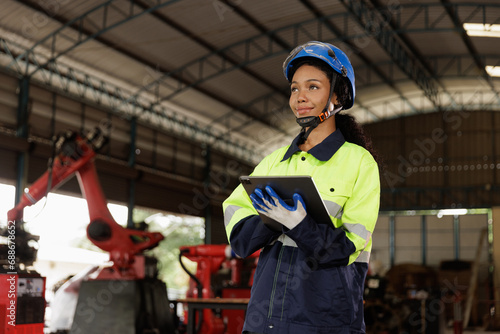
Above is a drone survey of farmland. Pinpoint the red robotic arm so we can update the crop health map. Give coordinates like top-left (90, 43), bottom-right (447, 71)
top-left (7, 127), bottom-right (163, 278)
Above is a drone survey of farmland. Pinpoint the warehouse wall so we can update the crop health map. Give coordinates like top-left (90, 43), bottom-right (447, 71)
top-left (372, 212), bottom-right (489, 270)
top-left (366, 110), bottom-right (500, 210)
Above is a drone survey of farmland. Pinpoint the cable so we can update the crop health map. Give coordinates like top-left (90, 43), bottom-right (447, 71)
top-left (23, 134), bottom-right (58, 224)
top-left (179, 250), bottom-right (204, 334)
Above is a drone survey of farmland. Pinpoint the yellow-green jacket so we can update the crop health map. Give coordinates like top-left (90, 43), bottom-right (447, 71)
top-left (223, 130), bottom-right (380, 333)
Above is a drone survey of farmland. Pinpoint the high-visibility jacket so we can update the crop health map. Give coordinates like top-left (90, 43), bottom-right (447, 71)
top-left (223, 130), bottom-right (380, 334)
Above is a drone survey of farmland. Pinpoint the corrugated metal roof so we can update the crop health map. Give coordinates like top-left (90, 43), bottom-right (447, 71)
top-left (0, 0), bottom-right (499, 161)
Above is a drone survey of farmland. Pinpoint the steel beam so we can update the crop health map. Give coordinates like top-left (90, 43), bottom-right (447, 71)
top-left (131, 3), bottom-right (500, 112)
top-left (127, 117), bottom-right (137, 228)
top-left (1, 37), bottom-right (263, 164)
top-left (125, 10), bottom-right (366, 105)
top-left (381, 185), bottom-right (500, 211)
top-left (421, 215), bottom-right (427, 265)
top-left (489, 207), bottom-right (500, 329)
top-left (18, 0), bottom-right (288, 133)
top-left (203, 144), bottom-right (212, 244)
top-left (8, 3), bottom-right (500, 115)
top-left (440, 0), bottom-right (500, 105)
top-left (453, 214), bottom-right (460, 260)
top-left (389, 214), bottom-right (395, 267)
top-left (3, 2), bottom-right (500, 163)
top-left (340, 0), bottom-right (439, 108)
top-left (299, 0), bottom-right (417, 115)
top-left (12, 0), bottom-right (182, 77)
top-left (15, 77), bottom-right (30, 204)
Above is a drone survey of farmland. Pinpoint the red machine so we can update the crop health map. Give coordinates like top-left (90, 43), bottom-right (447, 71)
top-left (1, 127), bottom-right (173, 333)
top-left (0, 273), bottom-right (46, 333)
top-left (179, 244), bottom-right (259, 334)
top-left (1, 209), bottom-right (46, 333)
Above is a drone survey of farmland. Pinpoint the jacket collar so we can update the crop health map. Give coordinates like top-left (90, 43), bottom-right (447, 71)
top-left (281, 129), bottom-right (346, 162)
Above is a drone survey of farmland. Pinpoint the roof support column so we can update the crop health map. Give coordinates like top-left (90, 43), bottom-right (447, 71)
top-left (421, 215), bottom-right (427, 266)
top-left (15, 77), bottom-right (30, 205)
top-left (127, 117), bottom-right (137, 228)
top-left (202, 145), bottom-right (212, 244)
top-left (491, 207), bottom-right (500, 329)
top-left (389, 213), bottom-right (395, 267)
top-left (453, 214), bottom-right (460, 260)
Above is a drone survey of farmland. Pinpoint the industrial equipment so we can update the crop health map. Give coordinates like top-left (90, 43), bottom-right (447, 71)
top-left (0, 212), bottom-right (45, 334)
top-left (179, 244), bottom-right (259, 334)
top-left (0, 127), bottom-right (174, 333)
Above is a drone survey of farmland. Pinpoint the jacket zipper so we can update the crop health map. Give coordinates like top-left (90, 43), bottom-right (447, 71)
top-left (267, 244), bottom-right (285, 319)
top-left (280, 247), bottom-right (295, 320)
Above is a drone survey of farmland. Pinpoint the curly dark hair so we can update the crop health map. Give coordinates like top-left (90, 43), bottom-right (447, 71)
top-left (288, 57), bottom-right (382, 166)
top-left (335, 113), bottom-right (383, 167)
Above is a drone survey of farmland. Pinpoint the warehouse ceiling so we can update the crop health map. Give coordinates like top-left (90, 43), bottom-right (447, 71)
top-left (0, 0), bottom-right (499, 165)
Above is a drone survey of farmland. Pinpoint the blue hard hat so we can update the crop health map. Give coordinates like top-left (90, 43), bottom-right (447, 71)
top-left (283, 41), bottom-right (355, 109)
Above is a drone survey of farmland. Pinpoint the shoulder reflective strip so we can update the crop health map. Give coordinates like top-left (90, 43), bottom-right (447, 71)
top-left (343, 222), bottom-right (371, 241)
top-left (354, 250), bottom-right (370, 263)
top-left (278, 234), bottom-right (298, 247)
top-left (224, 205), bottom-right (241, 227)
top-left (324, 200), bottom-right (343, 219)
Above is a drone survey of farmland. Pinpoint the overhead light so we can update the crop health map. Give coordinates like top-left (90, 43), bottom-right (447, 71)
top-left (486, 66), bottom-right (500, 77)
top-left (463, 23), bottom-right (500, 38)
top-left (437, 209), bottom-right (468, 218)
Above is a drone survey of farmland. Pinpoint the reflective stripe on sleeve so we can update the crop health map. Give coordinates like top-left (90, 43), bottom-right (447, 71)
top-left (354, 250), bottom-right (370, 263)
top-left (342, 222), bottom-right (371, 243)
top-left (324, 200), bottom-right (343, 219)
top-left (224, 205), bottom-right (241, 227)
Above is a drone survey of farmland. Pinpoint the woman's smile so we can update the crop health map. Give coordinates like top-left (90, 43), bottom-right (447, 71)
top-left (296, 106), bottom-right (314, 116)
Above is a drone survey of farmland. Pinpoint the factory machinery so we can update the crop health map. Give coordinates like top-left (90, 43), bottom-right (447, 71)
top-left (0, 127), bottom-right (171, 333)
top-left (0, 127), bottom-right (257, 334)
top-left (179, 244), bottom-right (259, 334)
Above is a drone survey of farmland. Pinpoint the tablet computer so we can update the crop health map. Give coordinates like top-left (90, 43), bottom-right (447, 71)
top-left (239, 175), bottom-right (331, 231)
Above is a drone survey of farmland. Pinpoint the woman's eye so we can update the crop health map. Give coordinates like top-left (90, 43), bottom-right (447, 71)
top-left (291, 87), bottom-right (298, 93)
top-left (309, 85), bottom-right (318, 90)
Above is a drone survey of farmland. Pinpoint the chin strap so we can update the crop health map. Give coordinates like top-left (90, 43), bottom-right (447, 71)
top-left (296, 104), bottom-right (343, 144)
top-left (296, 72), bottom-right (342, 144)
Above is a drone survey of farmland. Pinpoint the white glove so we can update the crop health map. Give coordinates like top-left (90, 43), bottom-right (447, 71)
top-left (250, 186), bottom-right (307, 230)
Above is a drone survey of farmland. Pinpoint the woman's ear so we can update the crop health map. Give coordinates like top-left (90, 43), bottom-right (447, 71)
top-left (329, 94), bottom-right (339, 111)
top-left (329, 102), bottom-right (335, 112)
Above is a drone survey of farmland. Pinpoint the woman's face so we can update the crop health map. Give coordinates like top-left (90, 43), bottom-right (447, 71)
top-left (289, 64), bottom-right (334, 118)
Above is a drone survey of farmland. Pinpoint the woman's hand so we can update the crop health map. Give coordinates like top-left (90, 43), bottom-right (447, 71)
top-left (250, 186), bottom-right (307, 230)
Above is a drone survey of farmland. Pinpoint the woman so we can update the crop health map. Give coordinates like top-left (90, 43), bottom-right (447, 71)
top-left (223, 41), bottom-right (381, 334)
